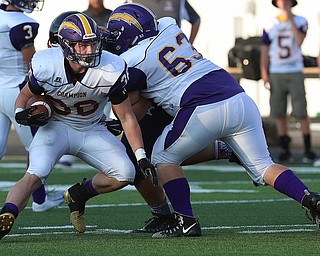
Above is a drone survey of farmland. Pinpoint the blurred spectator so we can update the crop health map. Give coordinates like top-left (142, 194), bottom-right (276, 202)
top-left (314, 26), bottom-right (320, 167)
top-left (126, 0), bottom-right (200, 44)
top-left (83, 0), bottom-right (112, 26)
top-left (260, 0), bottom-right (316, 163)
top-left (317, 12), bottom-right (320, 68)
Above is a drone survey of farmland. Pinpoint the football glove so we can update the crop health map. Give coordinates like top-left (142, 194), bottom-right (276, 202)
top-left (101, 119), bottom-right (123, 136)
top-left (15, 107), bottom-right (49, 127)
top-left (138, 158), bottom-right (158, 187)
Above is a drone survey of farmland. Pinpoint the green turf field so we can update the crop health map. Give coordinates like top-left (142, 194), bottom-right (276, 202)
top-left (1, 161), bottom-right (320, 255)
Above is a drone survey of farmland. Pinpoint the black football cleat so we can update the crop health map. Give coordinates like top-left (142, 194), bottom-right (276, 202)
top-left (301, 190), bottom-right (320, 228)
top-left (278, 150), bottom-right (294, 163)
top-left (302, 151), bottom-right (317, 164)
top-left (131, 213), bottom-right (175, 233)
top-left (64, 179), bottom-right (87, 233)
top-left (152, 212), bottom-right (202, 238)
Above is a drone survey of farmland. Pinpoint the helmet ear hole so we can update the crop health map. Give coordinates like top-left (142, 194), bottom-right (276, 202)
top-left (133, 11), bottom-right (141, 18)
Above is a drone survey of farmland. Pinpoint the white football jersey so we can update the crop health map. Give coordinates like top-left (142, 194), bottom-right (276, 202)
top-left (121, 17), bottom-right (221, 116)
top-left (0, 8), bottom-right (39, 88)
top-left (29, 48), bottom-right (128, 131)
top-left (262, 15), bottom-right (307, 73)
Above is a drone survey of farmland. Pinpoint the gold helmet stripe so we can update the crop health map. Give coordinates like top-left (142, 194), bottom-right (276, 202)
top-left (59, 21), bottom-right (81, 35)
top-left (109, 13), bottom-right (143, 32)
top-left (75, 13), bottom-right (94, 35)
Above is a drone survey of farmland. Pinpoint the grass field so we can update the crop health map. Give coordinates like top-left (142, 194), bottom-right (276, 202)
top-left (1, 161), bottom-right (320, 255)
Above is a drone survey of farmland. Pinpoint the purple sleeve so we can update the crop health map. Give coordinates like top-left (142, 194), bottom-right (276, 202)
top-left (299, 22), bottom-right (308, 35)
top-left (125, 67), bottom-right (147, 92)
top-left (109, 66), bottom-right (146, 104)
top-left (10, 22), bottom-right (39, 50)
top-left (261, 29), bottom-right (271, 45)
top-left (28, 73), bottom-right (45, 95)
top-left (108, 63), bottom-right (129, 95)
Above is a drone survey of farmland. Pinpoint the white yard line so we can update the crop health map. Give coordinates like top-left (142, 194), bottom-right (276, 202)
top-left (2, 162), bottom-right (318, 237)
top-left (6, 223), bottom-right (315, 238)
top-left (1, 162), bottom-right (320, 174)
top-left (0, 181), bottom-right (258, 194)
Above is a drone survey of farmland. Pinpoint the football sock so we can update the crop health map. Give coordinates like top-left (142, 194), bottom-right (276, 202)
top-left (87, 179), bottom-right (99, 196)
top-left (214, 141), bottom-right (232, 160)
top-left (303, 134), bottom-right (311, 153)
top-left (76, 179), bottom-right (98, 202)
top-left (279, 135), bottom-right (291, 152)
top-left (150, 199), bottom-right (171, 216)
top-left (68, 178), bottom-right (98, 204)
top-left (32, 184), bottom-right (46, 204)
top-left (274, 170), bottom-right (308, 203)
top-left (163, 178), bottom-right (193, 217)
top-left (1, 203), bottom-right (19, 218)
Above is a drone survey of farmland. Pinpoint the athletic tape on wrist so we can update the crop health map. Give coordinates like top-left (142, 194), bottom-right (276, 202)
top-left (31, 101), bottom-right (52, 117)
top-left (135, 148), bottom-right (146, 161)
top-left (15, 108), bottom-right (24, 114)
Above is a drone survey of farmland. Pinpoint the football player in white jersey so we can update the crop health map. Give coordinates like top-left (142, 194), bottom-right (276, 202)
top-left (121, 96), bottom-right (240, 233)
top-left (107, 3), bottom-right (320, 237)
top-left (0, 13), bottom-right (155, 240)
top-left (49, 11), bottom-right (114, 169)
top-left (45, 11), bottom-right (237, 235)
top-left (0, 0), bottom-right (66, 213)
top-left (260, 0), bottom-right (316, 163)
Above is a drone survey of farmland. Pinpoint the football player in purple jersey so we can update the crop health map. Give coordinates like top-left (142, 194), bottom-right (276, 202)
top-left (0, 13), bottom-right (155, 240)
top-left (106, 3), bottom-right (320, 237)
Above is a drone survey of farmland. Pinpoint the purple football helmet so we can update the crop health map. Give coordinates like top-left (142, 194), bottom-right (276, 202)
top-left (106, 3), bottom-right (158, 55)
top-left (5, 0), bottom-right (44, 13)
top-left (58, 13), bottom-right (102, 68)
top-left (48, 11), bottom-right (81, 48)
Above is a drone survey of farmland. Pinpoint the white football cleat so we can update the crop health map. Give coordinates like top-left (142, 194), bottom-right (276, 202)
top-left (313, 159), bottom-right (320, 167)
top-left (56, 155), bottom-right (77, 168)
top-left (32, 191), bottom-right (65, 212)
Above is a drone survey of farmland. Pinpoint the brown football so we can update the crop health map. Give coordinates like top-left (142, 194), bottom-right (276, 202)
top-left (26, 95), bottom-right (52, 118)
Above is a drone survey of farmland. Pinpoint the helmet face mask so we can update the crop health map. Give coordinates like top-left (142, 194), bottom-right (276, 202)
top-left (106, 3), bottom-right (158, 55)
top-left (71, 40), bottom-right (102, 68)
top-left (6, 0), bottom-right (44, 13)
top-left (58, 13), bottom-right (102, 68)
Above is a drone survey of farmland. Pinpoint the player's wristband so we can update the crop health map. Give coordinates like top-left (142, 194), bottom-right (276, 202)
top-left (135, 148), bottom-right (147, 161)
top-left (31, 101), bottom-right (52, 117)
top-left (15, 108), bottom-right (24, 114)
top-left (31, 101), bottom-right (51, 117)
